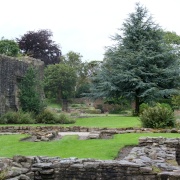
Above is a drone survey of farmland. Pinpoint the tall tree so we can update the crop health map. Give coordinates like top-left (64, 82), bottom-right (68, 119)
top-left (61, 51), bottom-right (82, 70)
top-left (0, 38), bottom-right (19, 57)
top-left (61, 51), bottom-right (92, 97)
top-left (163, 31), bottom-right (180, 55)
top-left (19, 67), bottom-right (43, 114)
top-left (163, 31), bottom-right (180, 45)
top-left (44, 64), bottom-right (77, 111)
top-left (17, 29), bottom-right (61, 65)
top-left (90, 3), bottom-right (180, 114)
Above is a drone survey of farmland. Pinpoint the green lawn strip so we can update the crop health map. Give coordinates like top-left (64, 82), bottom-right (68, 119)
top-left (71, 116), bottom-right (141, 128)
top-left (1, 133), bottom-right (180, 159)
top-left (0, 116), bottom-right (141, 128)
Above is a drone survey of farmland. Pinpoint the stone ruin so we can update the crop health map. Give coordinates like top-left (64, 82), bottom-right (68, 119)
top-left (0, 55), bottom-right (44, 115)
top-left (1, 136), bottom-right (180, 179)
top-left (1, 126), bottom-right (180, 179)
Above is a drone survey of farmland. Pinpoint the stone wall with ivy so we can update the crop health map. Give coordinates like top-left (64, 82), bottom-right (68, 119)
top-left (0, 55), bottom-right (44, 115)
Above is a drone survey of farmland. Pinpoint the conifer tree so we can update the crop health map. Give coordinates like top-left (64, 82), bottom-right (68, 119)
top-left (90, 3), bottom-right (180, 114)
top-left (19, 67), bottom-right (43, 114)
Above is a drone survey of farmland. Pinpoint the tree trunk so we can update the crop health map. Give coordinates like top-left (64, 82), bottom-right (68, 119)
top-left (57, 89), bottom-right (62, 103)
top-left (62, 99), bottom-right (68, 112)
top-left (135, 95), bottom-right (140, 115)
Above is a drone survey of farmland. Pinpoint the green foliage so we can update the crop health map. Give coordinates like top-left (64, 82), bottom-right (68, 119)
top-left (140, 104), bottom-right (175, 128)
top-left (90, 3), bottom-right (180, 115)
top-left (0, 169), bottom-right (7, 180)
top-left (139, 103), bottom-right (149, 114)
top-left (0, 39), bottom-right (19, 57)
top-left (61, 51), bottom-right (82, 70)
top-left (163, 31), bottom-right (180, 45)
top-left (75, 83), bottom-right (90, 98)
top-left (83, 109), bottom-right (101, 114)
top-left (19, 67), bottom-right (44, 114)
top-left (44, 64), bottom-right (77, 101)
top-left (0, 110), bottom-right (35, 124)
top-left (158, 103), bottom-right (172, 111)
top-left (172, 95), bottom-right (180, 109)
top-left (36, 109), bottom-right (75, 124)
top-left (56, 113), bottom-right (76, 124)
top-left (35, 109), bottom-right (56, 124)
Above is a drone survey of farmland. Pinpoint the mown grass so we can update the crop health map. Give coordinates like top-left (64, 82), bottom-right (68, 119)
top-left (70, 116), bottom-right (141, 128)
top-left (46, 99), bottom-right (61, 109)
top-left (1, 133), bottom-right (180, 160)
top-left (0, 116), bottom-right (141, 128)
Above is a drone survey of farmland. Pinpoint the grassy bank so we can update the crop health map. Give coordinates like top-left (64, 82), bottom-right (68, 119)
top-left (1, 133), bottom-right (180, 159)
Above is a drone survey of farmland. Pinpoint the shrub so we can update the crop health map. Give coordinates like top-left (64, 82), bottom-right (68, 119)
top-left (35, 109), bottom-right (56, 124)
top-left (55, 113), bottom-right (76, 124)
top-left (158, 103), bottom-right (172, 111)
top-left (0, 110), bottom-right (34, 124)
top-left (70, 112), bottom-right (80, 117)
top-left (172, 95), bottom-right (180, 109)
top-left (139, 103), bottom-right (149, 114)
top-left (140, 104), bottom-right (175, 128)
top-left (35, 110), bottom-right (76, 124)
top-left (83, 109), bottom-right (101, 114)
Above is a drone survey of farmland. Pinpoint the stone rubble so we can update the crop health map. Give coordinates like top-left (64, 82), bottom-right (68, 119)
top-left (1, 126), bottom-right (180, 179)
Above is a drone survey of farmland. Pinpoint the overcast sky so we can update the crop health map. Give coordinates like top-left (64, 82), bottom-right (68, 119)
top-left (1, 0), bottom-right (180, 61)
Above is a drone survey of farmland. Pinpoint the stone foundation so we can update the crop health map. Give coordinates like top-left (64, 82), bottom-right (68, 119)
top-left (1, 127), bottom-right (180, 179)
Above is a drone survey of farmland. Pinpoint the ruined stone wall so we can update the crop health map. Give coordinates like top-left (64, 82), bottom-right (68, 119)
top-left (1, 155), bottom-right (158, 180)
top-left (0, 55), bottom-right (44, 115)
top-left (1, 135), bottom-right (180, 179)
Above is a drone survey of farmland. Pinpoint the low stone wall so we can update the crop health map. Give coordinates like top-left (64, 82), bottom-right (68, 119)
top-left (1, 155), bottom-right (158, 180)
top-left (0, 126), bottom-right (179, 135)
top-left (0, 126), bottom-right (180, 142)
top-left (1, 127), bottom-right (180, 179)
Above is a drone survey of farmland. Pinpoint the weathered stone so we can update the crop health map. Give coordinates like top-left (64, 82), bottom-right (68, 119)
top-left (19, 174), bottom-right (31, 180)
top-left (140, 166), bottom-right (152, 173)
top-left (40, 169), bottom-right (54, 174)
top-left (33, 163), bottom-right (52, 168)
top-left (0, 55), bottom-right (44, 115)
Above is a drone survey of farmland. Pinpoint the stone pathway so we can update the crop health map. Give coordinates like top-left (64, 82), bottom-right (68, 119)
top-left (58, 132), bottom-right (100, 140)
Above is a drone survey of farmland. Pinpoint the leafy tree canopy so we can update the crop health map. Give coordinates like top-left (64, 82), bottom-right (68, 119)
top-left (163, 31), bottom-right (180, 45)
top-left (163, 31), bottom-right (180, 55)
top-left (44, 63), bottom-right (77, 101)
top-left (17, 29), bottom-right (61, 65)
top-left (90, 3), bottom-right (180, 114)
top-left (61, 51), bottom-right (82, 70)
top-left (0, 38), bottom-right (19, 57)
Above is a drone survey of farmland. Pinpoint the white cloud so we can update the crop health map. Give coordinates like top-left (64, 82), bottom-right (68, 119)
top-left (0, 0), bottom-right (180, 61)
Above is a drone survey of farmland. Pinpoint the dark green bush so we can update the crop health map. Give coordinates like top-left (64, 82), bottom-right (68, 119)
top-left (0, 110), bottom-right (35, 124)
top-left (55, 113), bottom-right (75, 124)
top-left (83, 109), bottom-right (101, 114)
top-left (35, 109), bottom-right (56, 124)
top-left (139, 103), bottom-right (149, 114)
top-left (140, 104), bottom-right (175, 128)
top-left (158, 103), bottom-right (173, 111)
top-left (35, 109), bottom-right (76, 124)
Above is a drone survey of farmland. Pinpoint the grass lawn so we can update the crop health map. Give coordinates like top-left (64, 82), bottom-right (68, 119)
top-left (0, 116), bottom-right (141, 128)
top-left (70, 116), bottom-right (141, 128)
top-left (1, 133), bottom-right (180, 160)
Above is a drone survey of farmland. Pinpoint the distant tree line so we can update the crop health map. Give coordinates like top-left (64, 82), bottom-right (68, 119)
top-left (0, 3), bottom-right (180, 114)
